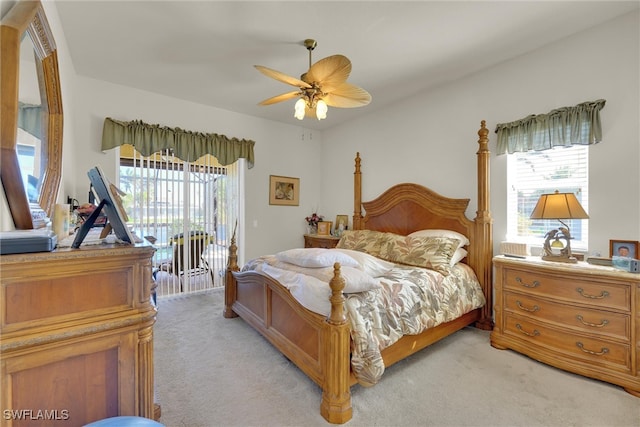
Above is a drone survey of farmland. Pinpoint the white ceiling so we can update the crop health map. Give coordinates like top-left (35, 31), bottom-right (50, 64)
top-left (54, 1), bottom-right (639, 130)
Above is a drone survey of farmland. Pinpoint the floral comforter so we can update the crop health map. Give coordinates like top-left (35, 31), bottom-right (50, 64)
top-left (242, 256), bottom-right (485, 386)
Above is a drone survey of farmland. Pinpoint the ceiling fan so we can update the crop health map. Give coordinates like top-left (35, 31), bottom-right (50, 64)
top-left (255, 39), bottom-right (371, 121)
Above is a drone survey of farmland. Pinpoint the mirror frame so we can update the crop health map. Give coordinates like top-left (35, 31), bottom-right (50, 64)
top-left (1, 0), bottom-right (63, 229)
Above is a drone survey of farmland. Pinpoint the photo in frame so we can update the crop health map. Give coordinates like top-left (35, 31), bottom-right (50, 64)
top-left (269, 175), bottom-right (299, 206)
top-left (609, 239), bottom-right (639, 258)
top-left (335, 215), bottom-right (348, 233)
top-left (317, 221), bottom-right (332, 236)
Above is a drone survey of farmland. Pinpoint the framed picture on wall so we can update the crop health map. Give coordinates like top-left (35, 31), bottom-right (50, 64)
top-left (317, 221), bottom-right (332, 236)
top-left (269, 175), bottom-right (299, 206)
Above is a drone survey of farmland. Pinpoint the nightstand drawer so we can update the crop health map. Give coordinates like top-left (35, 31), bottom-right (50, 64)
top-left (503, 268), bottom-right (630, 312)
top-left (504, 292), bottom-right (630, 341)
top-left (304, 234), bottom-right (340, 249)
top-left (504, 314), bottom-right (631, 372)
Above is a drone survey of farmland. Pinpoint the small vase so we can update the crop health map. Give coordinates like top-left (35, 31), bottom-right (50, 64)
top-left (307, 224), bottom-right (317, 235)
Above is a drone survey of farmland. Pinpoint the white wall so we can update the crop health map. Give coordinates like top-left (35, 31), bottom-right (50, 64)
top-left (321, 10), bottom-right (640, 258)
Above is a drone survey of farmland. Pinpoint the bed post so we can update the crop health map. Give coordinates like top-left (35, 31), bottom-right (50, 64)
top-left (474, 120), bottom-right (494, 330)
top-left (223, 223), bottom-right (239, 318)
top-left (353, 152), bottom-right (363, 230)
top-left (320, 263), bottom-right (352, 424)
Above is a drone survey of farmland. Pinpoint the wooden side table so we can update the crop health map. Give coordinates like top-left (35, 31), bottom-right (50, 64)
top-left (304, 234), bottom-right (340, 249)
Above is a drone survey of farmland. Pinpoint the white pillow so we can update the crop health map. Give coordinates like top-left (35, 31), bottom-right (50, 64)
top-left (408, 229), bottom-right (470, 250)
top-left (451, 248), bottom-right (468, 266)
top-left (333, 248), bottom-right (395, 277)
top-left (269, 258), bottom-right (381, 293)
top-left (275, 248), bottom-right (359, 268)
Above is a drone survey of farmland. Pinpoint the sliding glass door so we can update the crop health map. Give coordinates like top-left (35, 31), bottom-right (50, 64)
top-left (119, 145), bottom-right (241, 297)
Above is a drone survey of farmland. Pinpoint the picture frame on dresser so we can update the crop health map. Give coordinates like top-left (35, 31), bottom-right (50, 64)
top-left (609, 239), bottom-right (638, 258)
top-left (269, 175), bottom-right (299, 206)
top-left (335, 215), bottom-right (348, 232)
top-left (317, 221), bottom-right (332, 236)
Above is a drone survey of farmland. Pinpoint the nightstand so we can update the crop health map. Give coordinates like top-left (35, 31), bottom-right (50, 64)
top-left (304, 234), bottom-right (340, 249)
top-left (491, 255), bottom-right (640, 397)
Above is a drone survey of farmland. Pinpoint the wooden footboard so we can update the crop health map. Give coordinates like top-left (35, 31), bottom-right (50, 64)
top-left (224, 247), bottom-right (352, 423)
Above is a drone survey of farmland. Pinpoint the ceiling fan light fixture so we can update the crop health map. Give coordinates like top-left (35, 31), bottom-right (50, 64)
top-left (256, 38), bottom-right (371, 122)
top-left (294, 98), bottom-right (306, 120)
top-left (316, 99), bottom-right (328, 120)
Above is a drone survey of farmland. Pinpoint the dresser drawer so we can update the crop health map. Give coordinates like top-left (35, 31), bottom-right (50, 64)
top-left (503, 268), bottom-right (630, 312)
top-left (504, 314), bottom-right (631, 372)
top-left (504, 292), bottom-right (630, 341)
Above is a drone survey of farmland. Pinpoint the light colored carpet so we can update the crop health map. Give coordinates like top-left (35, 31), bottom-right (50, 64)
top-left (154, 289), bottom-right (639, 427)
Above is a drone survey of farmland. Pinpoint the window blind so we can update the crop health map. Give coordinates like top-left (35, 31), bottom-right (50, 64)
top-left (119, 146), bottom-right (241, 297)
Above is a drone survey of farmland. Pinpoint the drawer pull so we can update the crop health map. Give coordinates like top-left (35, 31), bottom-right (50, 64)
top-left (576, 315), bottom-right (609, 328)
top-left (576, 288), bottom-right (609, 299)
top-left (516, 323), bottom-right (540, 337)
top-left (515, 277), bottom-right (540, 288)
top-left (516, 301), bottom-right (539, 313)
top-left (576, 342), bottom-right (609, 356)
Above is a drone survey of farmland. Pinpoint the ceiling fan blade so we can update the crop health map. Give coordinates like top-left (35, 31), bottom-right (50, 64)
top-left (258, 91), bottom-right (301, 106)
top-left (305, 55), bottom-right (351, 92)
top-left (323, 83), bottom-right (372, 108)
top-left (255, 65), bottom-right (311, 89)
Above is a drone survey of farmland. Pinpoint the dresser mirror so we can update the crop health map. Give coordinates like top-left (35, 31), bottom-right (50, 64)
top-left (1, 0), bottom-right (63, 229)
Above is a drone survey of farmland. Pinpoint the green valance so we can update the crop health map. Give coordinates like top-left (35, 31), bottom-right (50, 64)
top-left (495, 99), bottom-right (606, 155)
top-left (101, 117), bottom-right (255, 168)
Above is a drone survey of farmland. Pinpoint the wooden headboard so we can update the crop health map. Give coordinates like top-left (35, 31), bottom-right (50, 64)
top-left (350, 121), bottom-right (493, 330)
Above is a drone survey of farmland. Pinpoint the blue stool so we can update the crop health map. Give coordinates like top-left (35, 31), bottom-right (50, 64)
top-left (84, 416), bottom-right (165, 427)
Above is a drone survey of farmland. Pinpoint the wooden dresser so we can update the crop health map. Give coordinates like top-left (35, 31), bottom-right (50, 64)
top-left (0, 243), bottom-right (159, 426)
top-left (491, 255), bottom-right (640, 397)
top-left (304, 234), bottom-right (340, 249)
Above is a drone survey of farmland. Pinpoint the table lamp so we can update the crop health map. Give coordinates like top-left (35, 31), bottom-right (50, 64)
top-left (529, 190), bottom-right (589, 263)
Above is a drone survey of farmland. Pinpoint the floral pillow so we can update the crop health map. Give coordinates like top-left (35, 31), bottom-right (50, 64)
top-left (408, 229), bottom-right (470, 266)
top-left (408, 229), bottom-right (469, 250)
top-left (378, 233), bottom-right (461, 276)
top-left (336, 230), bottom-right (387, 257)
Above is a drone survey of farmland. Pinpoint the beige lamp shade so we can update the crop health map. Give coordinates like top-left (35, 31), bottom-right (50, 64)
top-left (530, 190), bottom-right (589, 220)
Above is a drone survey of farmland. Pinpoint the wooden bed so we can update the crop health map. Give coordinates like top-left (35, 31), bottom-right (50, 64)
top-left (224, 121), bottom-right (493, 424)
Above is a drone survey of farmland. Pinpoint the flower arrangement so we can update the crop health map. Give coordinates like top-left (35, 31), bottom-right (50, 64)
top-left (305, 212), bottom-right (324, 227)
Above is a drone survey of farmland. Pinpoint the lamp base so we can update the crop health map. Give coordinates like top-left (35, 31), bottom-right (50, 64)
top-left (541, 254), bottom-right (578, 264)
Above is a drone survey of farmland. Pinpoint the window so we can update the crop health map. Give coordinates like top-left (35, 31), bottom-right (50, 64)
top-left (498, 100), bottom-right (604, 252)
top-left (506, 145), bottom-right (588, 249)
